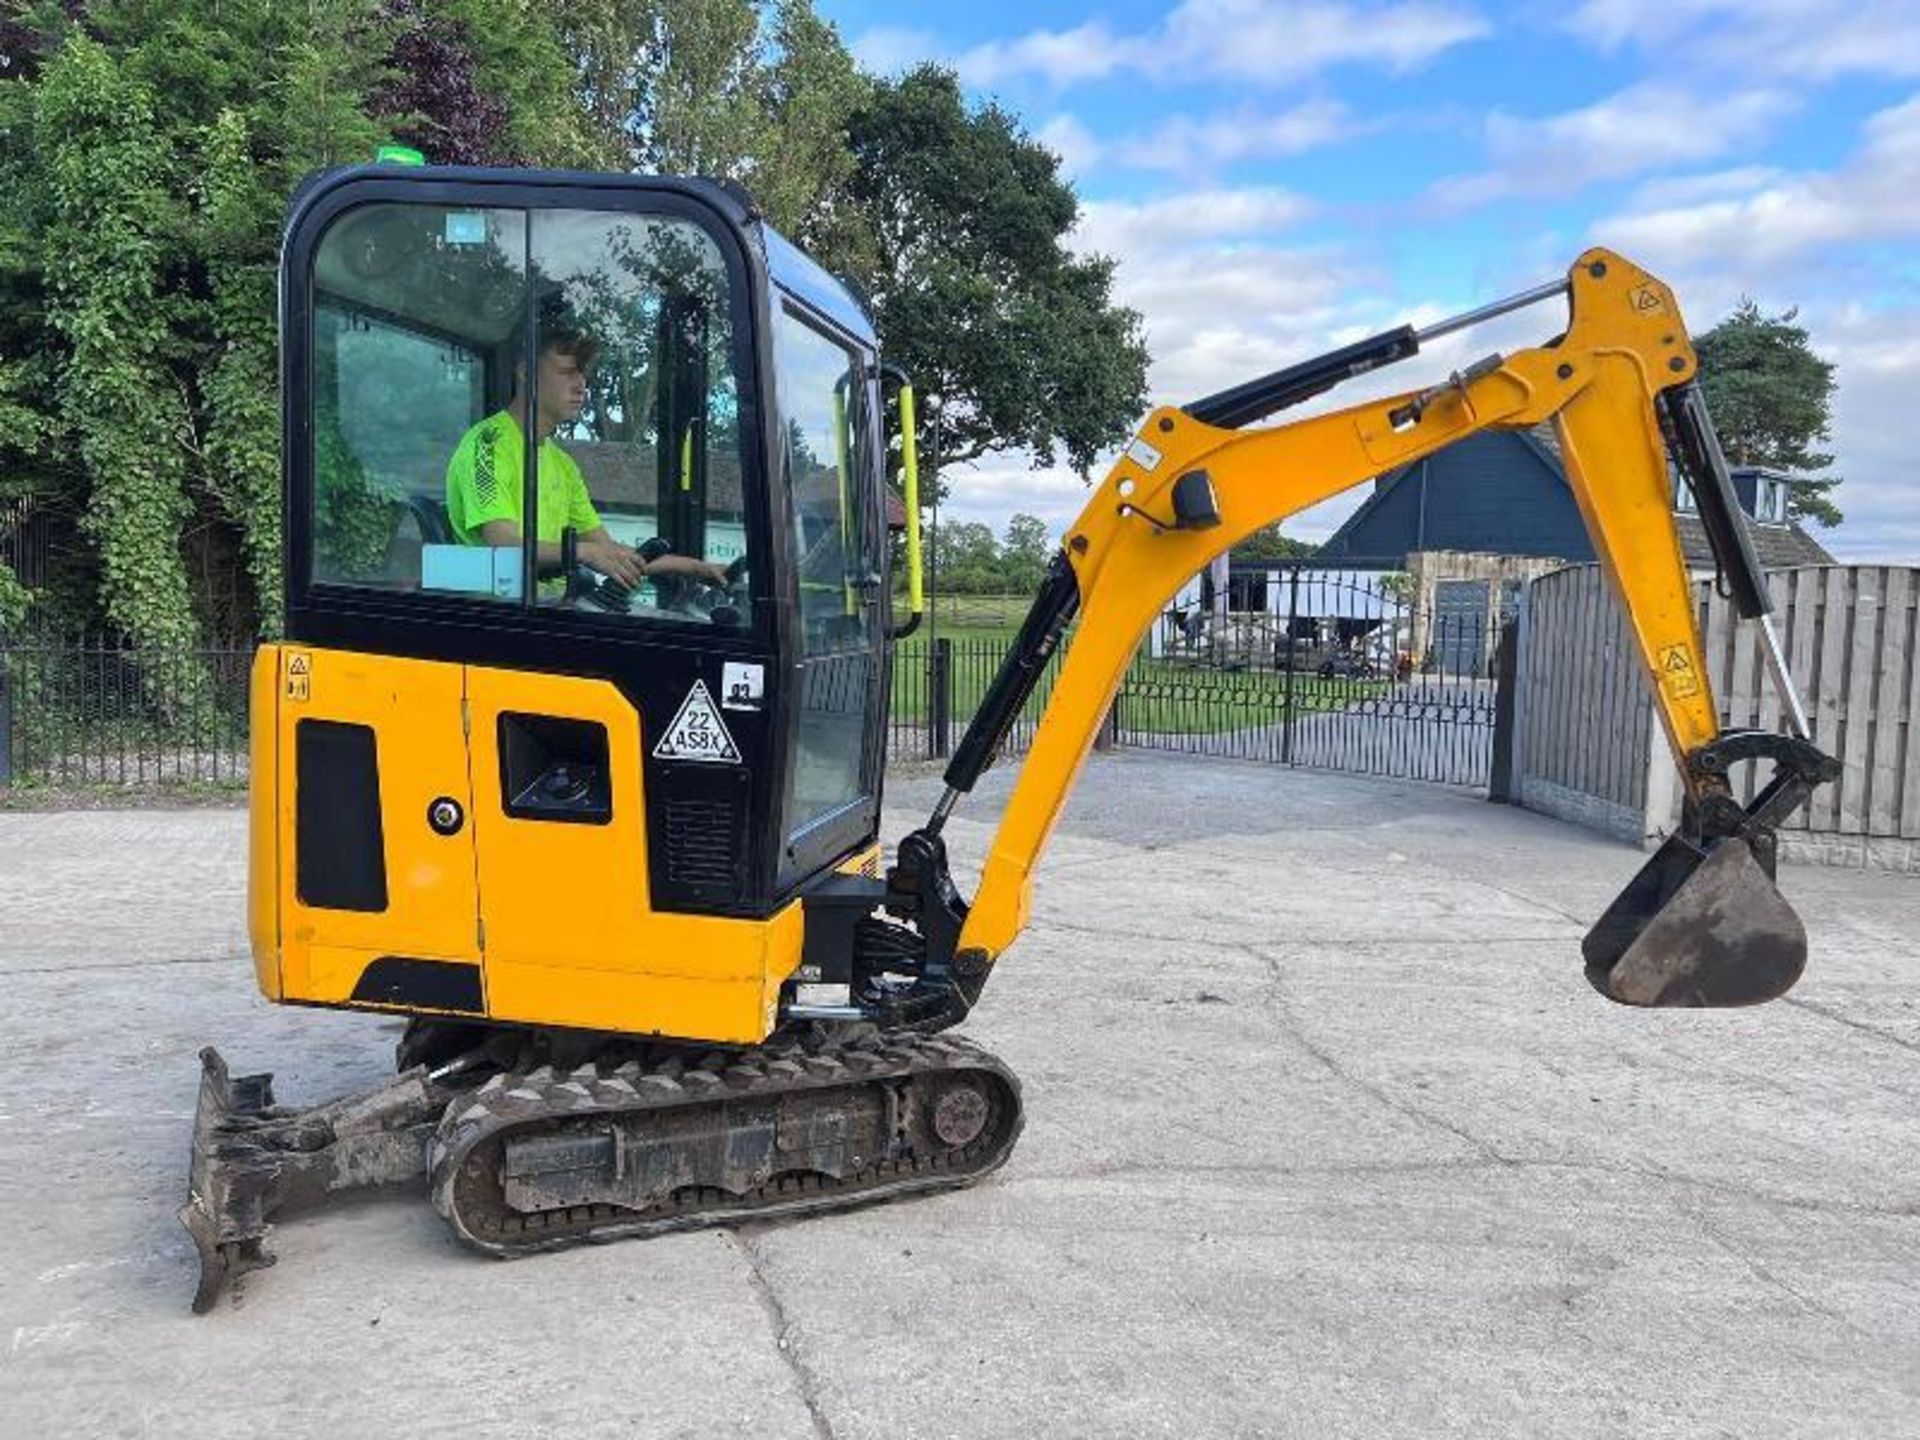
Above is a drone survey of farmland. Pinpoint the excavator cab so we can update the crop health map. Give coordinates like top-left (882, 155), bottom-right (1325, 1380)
top-left (261, 166), bottom-right (909, 1042)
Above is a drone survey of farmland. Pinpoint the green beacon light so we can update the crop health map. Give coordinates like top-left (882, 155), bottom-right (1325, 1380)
top-left (374, 144), bottom-right (426, 167)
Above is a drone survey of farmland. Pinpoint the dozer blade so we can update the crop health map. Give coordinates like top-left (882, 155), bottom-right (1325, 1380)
top-left (181, 1047), bottom-right (447, 1314)
top-left (1582, 833), bottom-right (1806, 1008)
top-left (181, 1048), bottom-right (281, 1314)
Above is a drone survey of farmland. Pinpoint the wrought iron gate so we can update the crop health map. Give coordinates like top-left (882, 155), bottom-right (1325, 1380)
top-left (1123, 563), bottom-right (1507, 788)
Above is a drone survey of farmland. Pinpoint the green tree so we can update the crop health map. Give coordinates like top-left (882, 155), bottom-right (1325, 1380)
top-left (756, 2), bottom-right (866, 240)
top-left (553, 0), bottom-right (864, 233)
top-left (932, 519), bottom-right (1002, 594)
top-left (999, 512), bottom-right (1051, 593)
top-left (34, 35), bottom-right (206, 675)
top-left (1232, 524), bottom-right (1318, 563)
top-left (1694, 299), bottom-right (1841, 527)
top-left (0, 4), bottom-right (91, 622)
top-left (832, 67), bottom-right (1149, 490)
top-left (0, 0), bottom-right (581, 646)
top-left (0, 559), bottom-right (31, 631)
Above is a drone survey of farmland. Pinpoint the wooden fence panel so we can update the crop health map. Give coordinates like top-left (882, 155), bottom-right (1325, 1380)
top-left (1513, 566), bottom-right (1649, 839)
top-left (1867, 568), bottom-right (1909, 836)
top-left (1903, 573), bottom-right (1920, 839)
top-left (1516, 564), bottom-right (1920, 857)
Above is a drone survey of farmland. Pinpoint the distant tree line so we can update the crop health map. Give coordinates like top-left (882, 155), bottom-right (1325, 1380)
top-left (928, 513), bottom-right (1054, 595)
top-left (0, 0), bottom-right (1149, 654)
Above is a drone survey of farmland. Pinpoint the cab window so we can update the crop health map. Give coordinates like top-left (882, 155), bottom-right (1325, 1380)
top-left (311, 204), bottom-right (523, 600)
top-left (526, 209), bottom-right (749, 625)
top-left (308, 201), bottom-right (751, 628)
top-left (773, 307), bottom-right (871, 656)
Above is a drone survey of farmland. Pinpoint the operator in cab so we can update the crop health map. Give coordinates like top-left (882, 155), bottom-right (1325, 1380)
top-left (445, 315), bottom-right (729, 595)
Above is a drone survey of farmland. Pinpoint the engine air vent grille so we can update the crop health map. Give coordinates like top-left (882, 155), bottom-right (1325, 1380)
top-left (663, 797), bottom-right (744, 897)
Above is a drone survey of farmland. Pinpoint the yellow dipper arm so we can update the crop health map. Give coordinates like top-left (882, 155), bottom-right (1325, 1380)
top-left (939, 250), bottom-right (1801, 973)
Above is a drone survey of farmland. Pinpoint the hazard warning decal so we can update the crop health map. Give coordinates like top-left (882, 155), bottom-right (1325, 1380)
top-left (653, 679), bottom-right (741, 764)
top-left (1659, 643), bottom-right (1701, 700)
top-left (285, 651), bottom-right (312, 703)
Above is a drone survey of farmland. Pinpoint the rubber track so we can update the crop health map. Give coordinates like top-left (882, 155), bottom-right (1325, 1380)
top-left (429, 1031), bottom-right (1023, 1256)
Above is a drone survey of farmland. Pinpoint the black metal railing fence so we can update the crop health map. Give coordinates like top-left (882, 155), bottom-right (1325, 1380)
top-left (2, 572), bottom-right (1507, 793)
top-left (0, 632), bottom-right (253, 789)
top-left (886, 635), bottom-right (1069, 765)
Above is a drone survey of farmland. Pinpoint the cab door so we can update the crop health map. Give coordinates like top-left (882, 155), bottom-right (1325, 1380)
top-left (770, 301), bottom-right (888, 887)
top-left (271, 647), bottom-right (482, 1010)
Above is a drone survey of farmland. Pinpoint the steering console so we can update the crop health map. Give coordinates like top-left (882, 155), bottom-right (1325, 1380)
top-left (568, 542), bottom-right (749, 625)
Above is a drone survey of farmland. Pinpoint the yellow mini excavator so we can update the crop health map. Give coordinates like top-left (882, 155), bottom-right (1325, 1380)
top-left (182, 161), bottom-right (1841, 1311)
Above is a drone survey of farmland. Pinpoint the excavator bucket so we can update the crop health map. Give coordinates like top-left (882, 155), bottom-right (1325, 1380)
top-left (1582, 833), bottom-right (1806, 1008)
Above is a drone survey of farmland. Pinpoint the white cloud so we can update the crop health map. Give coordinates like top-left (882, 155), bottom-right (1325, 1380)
top-left (1580, 101), bottom-right (1920, 561)
top-left (1075, 187), bottom-right (1319, 257)
top-left (1625, 166), bottom-right (1785, 210)
top-left (1565, 0), bottom-right (1920, 80)
top-left (1034, 114), bottom-right (1104, 178)
top-left (1160, 0), bottom-right (1490, 84)
top-left (1819, 306), bottom-right (1920, 560)
top-left (853, 0), bottom-right (1488, 95)
top-left (1430, 84), bottom-right (1793, 208)
top-left (1072, 188), bottom-right (1361, 402)
top-left (1117, 100), bottom-right (1358, 172)
top-left (955, 22), bottom-right (1135, 89)
top-left (1594, 94), bottom-right (1920, 275)
top-left (1037, 101), bottom-right (1359, 178)
top-left (849, 25), bottom-right (941, 75)
top-left (932, 459), bottom-right (1093, 540)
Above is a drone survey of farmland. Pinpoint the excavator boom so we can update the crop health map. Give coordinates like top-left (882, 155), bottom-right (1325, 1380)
top-left (865, 248), bottom-right (1839, 1027)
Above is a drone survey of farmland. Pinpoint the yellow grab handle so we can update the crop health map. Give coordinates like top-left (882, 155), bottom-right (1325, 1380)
top-left (899, 384), bottom-right (925, 622)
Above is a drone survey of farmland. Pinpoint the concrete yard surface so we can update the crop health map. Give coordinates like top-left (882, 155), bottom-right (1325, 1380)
top-left (2, 753), bottom-right (1917, 1439)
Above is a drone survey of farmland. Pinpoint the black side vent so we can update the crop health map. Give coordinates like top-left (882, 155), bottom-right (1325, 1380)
top-left (657, 777), bottom-right (750, 907)
top-left (295, 719), bottom-right (388, 912)
top-left (664, 799), bottom-right (737, 887)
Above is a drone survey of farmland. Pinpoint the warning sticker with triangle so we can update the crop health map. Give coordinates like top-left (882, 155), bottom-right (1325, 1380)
top-left (1659, 643), bottom-right (1701, 700)
top-left (653, 679), bottom-right (742, 764)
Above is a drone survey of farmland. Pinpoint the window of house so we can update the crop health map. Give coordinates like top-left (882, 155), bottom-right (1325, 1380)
top-left (1758, 477), bottom-right (1789, 524)
top-left (1671, 465), bottom-right (1697, 514)
top-left (1229, 571), bottom-right (1270, 613)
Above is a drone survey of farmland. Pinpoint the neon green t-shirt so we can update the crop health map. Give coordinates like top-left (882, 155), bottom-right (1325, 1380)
top-left (445, 411), bottom-right (601, 545)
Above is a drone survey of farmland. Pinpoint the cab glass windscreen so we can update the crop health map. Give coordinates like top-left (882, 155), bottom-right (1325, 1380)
top-left (309, 204), bottom-right (526, 598)
top-left (308, 202), bottom-right (749, 626)
top-left (522, 210), bottom-right (750, 626)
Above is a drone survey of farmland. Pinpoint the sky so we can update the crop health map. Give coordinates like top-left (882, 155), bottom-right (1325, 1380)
top-left (816, 0), bottom-right (1920, 561)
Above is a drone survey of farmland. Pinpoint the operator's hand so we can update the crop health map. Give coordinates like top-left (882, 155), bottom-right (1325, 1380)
top-left (579, 537), bottom-right (645, 589)
top-left (646, 554), bottom-right (732, 587)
